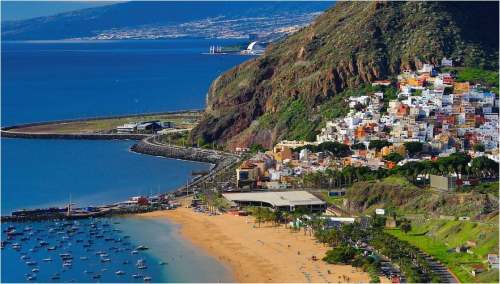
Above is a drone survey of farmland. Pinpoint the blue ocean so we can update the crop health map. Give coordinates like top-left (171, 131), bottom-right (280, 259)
top-left (1, 39), bottom-right (249, 282)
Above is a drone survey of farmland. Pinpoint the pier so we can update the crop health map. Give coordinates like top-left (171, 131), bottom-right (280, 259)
top-left (1, 205), bottom-right (167, 222)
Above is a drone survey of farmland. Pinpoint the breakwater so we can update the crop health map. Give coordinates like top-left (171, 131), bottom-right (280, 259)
top-left (0, 131), bottom-right (148, 140)
top-left (1, 109), bottom-right (201, 131)
top-left (130, 136), bottom-right (240, 192)
top-left (0, 206), bottom-right (162, 222)
top-left (131, 137), bottom-right (232, 165)
top-left (0, 109), bottom-right (201, 140)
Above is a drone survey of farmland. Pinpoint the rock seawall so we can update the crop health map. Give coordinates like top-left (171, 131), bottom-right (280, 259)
top-left (130, 139), bottom-right (231, 166)
top-left (130, 137), bottom-right (240, 192)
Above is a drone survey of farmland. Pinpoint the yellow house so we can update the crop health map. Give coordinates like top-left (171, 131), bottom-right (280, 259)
top-left (273, 145), bottom-right (293, 162)
top-left (381, 144), bottom-right (407, 157)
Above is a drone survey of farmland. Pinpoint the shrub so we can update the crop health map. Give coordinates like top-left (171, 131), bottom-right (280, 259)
top-left (323, 245), bottom-right (357, 264)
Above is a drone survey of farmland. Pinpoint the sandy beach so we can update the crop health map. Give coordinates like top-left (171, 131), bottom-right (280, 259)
top-left (138, 208), bottom-right (389, 283)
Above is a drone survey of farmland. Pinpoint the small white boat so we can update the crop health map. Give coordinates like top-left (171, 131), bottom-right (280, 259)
top-left (31, 268), bottom-right (39, 273)
top-left (115, 270), bottom-right (125, 275)
top-left (136, 245), bottom-right (149, 251)
top-left (143, 276), bottom-right (152, 282)
top-left (43, 257), bottom-right (52, 262)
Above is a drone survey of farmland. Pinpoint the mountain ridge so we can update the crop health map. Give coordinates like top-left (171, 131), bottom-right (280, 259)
top-left (189, 1), bottom-right (499, 149)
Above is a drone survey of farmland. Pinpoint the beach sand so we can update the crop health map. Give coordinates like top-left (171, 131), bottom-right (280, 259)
top-left (139, 208), bottom-right (389, 283)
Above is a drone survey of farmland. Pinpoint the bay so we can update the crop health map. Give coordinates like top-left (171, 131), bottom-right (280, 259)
top-left (1, 39), bottom-right (248, 282)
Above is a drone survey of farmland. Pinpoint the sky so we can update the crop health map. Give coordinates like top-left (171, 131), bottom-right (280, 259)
top-left (1, 1), bottom-right (120, 21)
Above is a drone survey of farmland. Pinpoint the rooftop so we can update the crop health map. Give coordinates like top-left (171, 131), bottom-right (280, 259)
top-left (223, 191), bottom-right (325, 207)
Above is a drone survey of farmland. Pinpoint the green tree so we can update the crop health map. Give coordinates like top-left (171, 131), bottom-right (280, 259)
top-left (383, 152), bottom-right (404, 163)
top-left (400, 220), bottom-right (412, 234)
top-left (250, 143), bottom-right (267, 153)
top-left (351, 143), bottom-right (367, 150)
top-left (403, 141), bottom-right (423, 157)
top-left (323, 245), bottom-right (357, 264)
top-left (473, 143), bottom-right (485, 152)
top-left (368, 140), bottom-right (392, 151)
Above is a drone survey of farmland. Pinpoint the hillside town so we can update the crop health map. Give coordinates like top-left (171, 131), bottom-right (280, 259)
top-left (236, 59), bottom-right (499, 190)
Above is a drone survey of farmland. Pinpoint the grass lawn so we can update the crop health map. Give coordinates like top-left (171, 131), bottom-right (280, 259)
top-left (318, 192), bottom-right (345, 207)
top-left (386, 228), bottom-right (484, 283)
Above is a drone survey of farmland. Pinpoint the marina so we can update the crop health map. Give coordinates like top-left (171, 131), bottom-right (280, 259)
top-left (1, 195), bottom-right (179, 222)
top-left (1, 218), bottom-right (161, 283)
top-left (1, 216), bottom-right (234, 283)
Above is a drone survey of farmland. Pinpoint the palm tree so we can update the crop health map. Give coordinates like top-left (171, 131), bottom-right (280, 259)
top-left (273, 210), bottom-right (283, 227)
top-left (438, 163), bottom-right (447, 175)
top-left (282, 211), bottom-right (290, 228)
top-left (254, 207), bottom-right (264, 227)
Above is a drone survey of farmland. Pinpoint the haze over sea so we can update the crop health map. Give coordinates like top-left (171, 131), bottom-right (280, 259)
top-left (1, 39), bottom-right (248, 282)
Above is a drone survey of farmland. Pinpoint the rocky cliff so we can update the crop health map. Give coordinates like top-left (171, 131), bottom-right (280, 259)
top-left (190, 1), bottom-right (499, 149)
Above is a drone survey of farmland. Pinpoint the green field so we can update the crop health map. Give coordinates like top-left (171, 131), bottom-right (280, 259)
top-left (318, 192), bottom-right (345, 207)
top-left (386, 217), bottom-right (499, 283)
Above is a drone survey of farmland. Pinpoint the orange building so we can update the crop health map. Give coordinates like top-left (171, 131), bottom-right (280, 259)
top-left (453, 82), bottom-right (470, 94)
top-left (397, 104), bottom-right (410, 116)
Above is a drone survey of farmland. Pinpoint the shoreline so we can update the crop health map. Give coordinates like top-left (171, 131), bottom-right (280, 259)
top-left (1, 114), bottom-right (239, 221)
top-left (137, 208), bottom-right (389, 283)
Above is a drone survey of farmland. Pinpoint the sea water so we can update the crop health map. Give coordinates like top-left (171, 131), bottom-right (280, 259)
top-left (1, 39), bottom-right (248, 282)
top-left (1, 218), bottom-right (232, 283)
top-left (1, 39), bottom-right (248, 125)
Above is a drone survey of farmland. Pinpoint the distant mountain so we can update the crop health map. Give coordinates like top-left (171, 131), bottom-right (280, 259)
top-left (189, 1), bottom-right (499, 149)
top-left (1, 1), bottom-right (334, 40)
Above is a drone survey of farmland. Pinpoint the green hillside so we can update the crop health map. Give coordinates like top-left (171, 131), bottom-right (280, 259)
top-left (387, 216), bottom-right (499, 283)
top-left (341, 176), bottom-right (498, 283)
